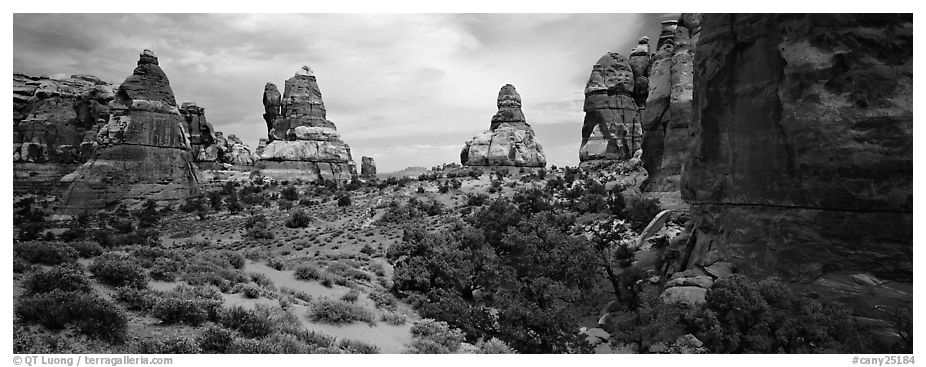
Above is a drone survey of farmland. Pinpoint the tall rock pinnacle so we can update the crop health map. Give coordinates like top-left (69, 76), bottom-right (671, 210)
top-left (59, 49), bottom-right (203, 214)
top-left (461, 84), bottom-right (546, 167)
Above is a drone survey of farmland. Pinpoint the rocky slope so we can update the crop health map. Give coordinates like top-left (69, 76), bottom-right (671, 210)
top-left (58, 50), bottom-right (204, 214)
top-left (460, 84), bottom-right (546, 167)
top-left (578, 39), bottom-right (650, 163)
top-left (677, 14), bottom-right (912, 313)
top-left (258, 67), bottom-right (356, 181)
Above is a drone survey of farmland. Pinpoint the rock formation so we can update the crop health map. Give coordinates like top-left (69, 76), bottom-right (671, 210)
top-left (13, 73), bottom-right (116, 163)
top-left (460, 84), bottom-right (546, 167)
top-left (677, 14), bottom-right (912, 300)
top-left (579, 41), bottom-right (650, 162)
top-left (642, 15), bottom-right (701, 193)
top-left (257, 67), bottom-right (356, 181)
top-left (59, 50), bottom-right (203, 214)
top-left (361, 156), bottom-right (377, 178)
top-left (180, 102), bottom-right (219, 162)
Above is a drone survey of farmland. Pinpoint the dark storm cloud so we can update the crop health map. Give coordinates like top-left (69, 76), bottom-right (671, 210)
top-left (14, 13), bottom-right (665, 172)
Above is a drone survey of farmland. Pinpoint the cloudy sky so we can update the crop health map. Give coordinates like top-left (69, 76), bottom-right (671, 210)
top-left (14, 13), bottom-right (673, 172)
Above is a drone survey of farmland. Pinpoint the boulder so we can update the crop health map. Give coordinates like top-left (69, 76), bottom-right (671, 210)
top-left (680, 15), bottom-right (912, 291)
top-left (461, 84), bottom-right (546, 167)
top-left (665, 275), bottom-right (713, 289)
top-left (660, 286), bottom-right (706, 307)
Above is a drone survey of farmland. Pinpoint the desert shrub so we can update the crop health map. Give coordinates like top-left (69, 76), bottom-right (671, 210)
top-left (58, 226), bottom-right (87, 242)
top-left (623, 195), bottom-right (662, 232)
top-left (135, 335), bottom-right (202, 354)
top-left (285, 209), bottom-right (313, 228)
top-left (381, 310), bottom-right (408, 325)
top-left (114, 287), bottom-right (160, 311)
top-left (66, 241), bottom-right (103, 258)
top-left (278, 199), bottom-right (294, 210)
top-left (14, 241), bottom-right (77, 265)
top-left (339, 339), bottom-right (380, 354)
top-left (294, 264), bottom-right (321, 280)
top-left (151, 297), bottom-right (209, 325)
top-left (89, 253), bottom-right (147, 288)
top-left (337, 195), bottom-right (352, 207)
top-left (308, 299), bottom-right (375, 325)
top-left (409, 319), bottom-right (465, 353)
top-left (149, 257), bottom-right (183, 281)
top-left (241, 283), bottom-right (263, 299)
top-left (197, 325), bottom-right (235, 353)
top-left (280, 186), bottom-right (300, 201)
top-left (266, 257), bottom-right (286, 271)
top-left (360, 244), bottom-right (376, 256)
top-left (320, 276), bottom-right (334, 288)
top-left (21, 264), bottom-right (92, 295)
top-left (368, 262), bottom-right (386, 276)
top-left (368, 290), bottom-right (398, 311)
top-left (476, 338), bottom-right (517, 354)
top-left (606, 286), bottom-right (688, 351)
top-left (288, 329), bottom-right (336, 349)
top-left (281, 287), bottom-right (313, 303)
top-left (406, 338), bottom-right (453, 354)
top-left (16, 289), bottom-right (127, 343)
top-left (687, 275), bottom-right (867, 353)
top-left (340, 289), bottom-right (360, 303)
top-left (13, 256), bottom-right (31, 274)
top-left (219, 304), bottom-right (297, 339)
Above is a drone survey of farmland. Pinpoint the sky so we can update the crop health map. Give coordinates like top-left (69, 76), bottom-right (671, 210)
top-left (13, 13), bottom-right (674, 172)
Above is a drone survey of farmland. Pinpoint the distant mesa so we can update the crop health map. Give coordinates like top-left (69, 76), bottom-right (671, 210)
top-left (460, 84), bottom-right (546, 168)
top-left (258, 67), bottom-right (356, 181)
top-left (58, 49), bottom-right (204, 214)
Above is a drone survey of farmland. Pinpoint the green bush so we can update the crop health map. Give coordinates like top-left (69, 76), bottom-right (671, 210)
top-left (337, 195), bottom-right (352, 207)
top-left (241, 283), bottom-right (263, 299)
top-left (285, 209), bottom-right (313, 228)
top-left (89, 253), bottom-right (147, 288)
top-left (151, 297), bottom-right (210, 325)
top-left (381, 311), bottom-right (407, 325)
top-left (339, 339), bottom-right (380, 354)
top-left (114, 287), bottom-right (160, 311)
top-left (688, 275), bottom-right (867, 353)
top-left (623, 195), bottom-right (662, 232)
top-left (16, 289), bottom-right (127, 343)
top-left (14, 241), bottom-right (77, 265)
top-left (409, 319), bottom-right (465, 352)
top-left (66, 241), bottom-right (103, 258)
top-left (340, 289), bottom-right (360, 303)
top-left (219, 305), bottom-right (282, 339)
top-left (197, 325), bottom-right (234, 353)
top-left (308, 299), bottom-right (375, 325)
top-left (21, 263), bottom-right (92, 294)
top-left (135, 335), bottom-right (202, 354)
top-left (475, 338), bottom-right (516, 354)
top-left (294, 264), bottom-right (321, 280)
top-left (369, 290), bottom-right (397, 311)
top-left (149, 257), bottom-right (183, 281)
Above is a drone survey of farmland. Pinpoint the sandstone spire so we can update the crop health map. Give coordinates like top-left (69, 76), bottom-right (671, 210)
top-left (461, 84), bottom-right (546, 167)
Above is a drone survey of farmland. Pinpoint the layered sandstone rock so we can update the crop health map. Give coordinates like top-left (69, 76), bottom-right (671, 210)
top-left (258, 67), bottom-right (356, 181)
top-left (579, 45), bottom-right (649, 162)
top-left (59, 50), bottom-right (203, 214)
top-left (361, 156), bottom-right (377, 178)
top-left (678, 14), bottom-right (912, 296)
top-left (461, 84), bottom-right (546, 167)
top-left (642, 14), bottom-right (702, 193)
top-left (180, 102), bottom-right (219, 162)
top-left (13, 73), bottom-right (116, 163)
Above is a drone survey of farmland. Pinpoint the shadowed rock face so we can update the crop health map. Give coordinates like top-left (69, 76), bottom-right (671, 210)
top-left (579, 46), bottom-right (649, 162)
top-left (59, 50), bottom-right (203, 214)
top-left (361, 156), bottom-right (377, 178)
top-left (258, 68), bottom-right (356, 181)
top-left (679, 14), bottom-right (912, 287)
top-left (13, 73), bottom-right (116, 163)
top-left (461, 84), bottom-right (546, 167)
top-left (642, 14), bottom-right (701, 193)
top-left (180, 102), bottom-right (219, 162)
